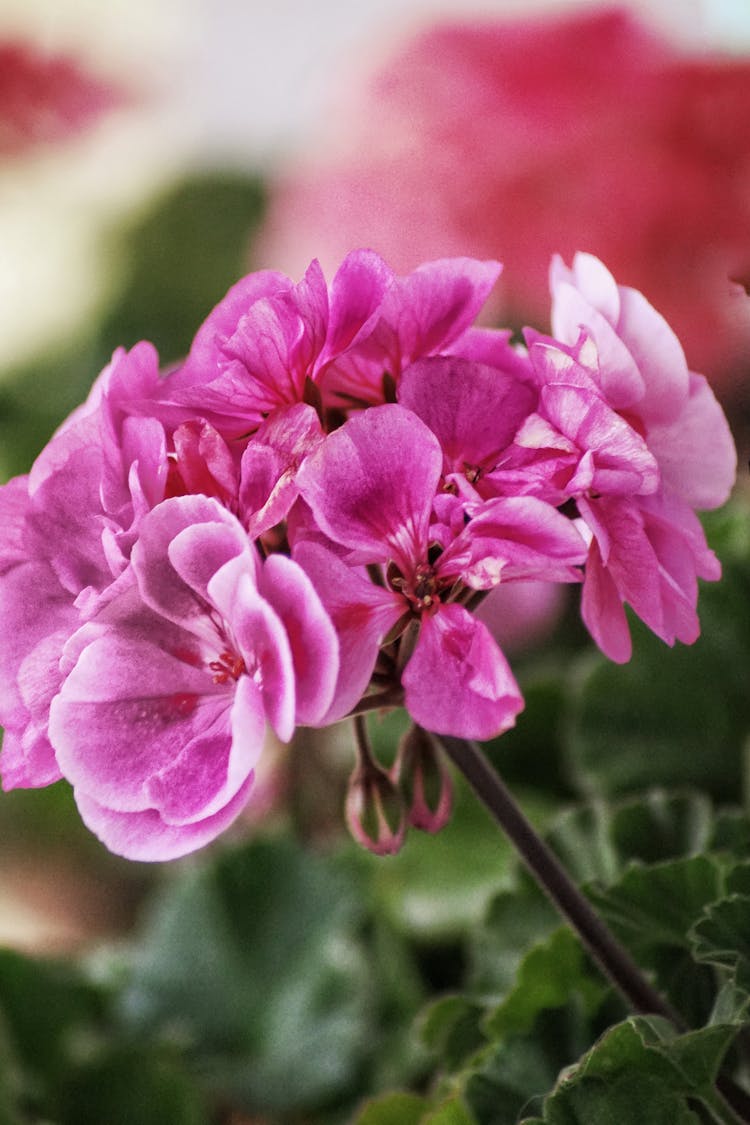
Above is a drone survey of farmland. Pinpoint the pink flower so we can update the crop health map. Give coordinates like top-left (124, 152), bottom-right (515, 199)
top-left (0, 40), bottom-right (120, 156)
top-left (295, 403), bottom-right (586, 739)
top-left (259, 8), bottom-right (750, 388)
top-left (167, 250), bottom-right (501, 433)
top-left (526, 255), bottom-right (737, 660)
top-left (0, 345), bottom-right (169, 789)
top-left (47, 496), bottom-right (338, 860)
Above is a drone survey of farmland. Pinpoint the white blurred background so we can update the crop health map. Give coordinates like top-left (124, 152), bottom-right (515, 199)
top-left (1, 0), bottom-right (749, 371)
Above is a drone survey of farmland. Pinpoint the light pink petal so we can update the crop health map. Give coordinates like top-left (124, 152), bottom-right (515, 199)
top-left (616, 284), bottom-right (690, 424)
top-left (207, 564), bottom-right (296, 742)
top-left (259, 554), bottom-right (339, 726)
top-left (647, 373), bottom-right (737, 509)
top-left (293, 542), bottom-right (403, 721)
top-left (132, 496), bottom-right (249, 627)
top-left (551, 280), bottom-right (645, 412)
top-left (441, 496), bottom-right (587, 588)
top-left (296, 404), bottom-right (441, 568)
top-left (1, 723), bottom-right (62, 790)
top-left (579, 495), bottom-right (665, 642)
top-left (539, 383), bottom-right (659, 496)
top-left (146, 675), bottom-right (265, 824)
top-left (551, 253), bottom-right (619, 321)
top-left (403, 604), bottom-right (523, 740)
top-left (50, 633), bottom-right (228, 812)
top-left (73, 772), bottom-right (255, 862)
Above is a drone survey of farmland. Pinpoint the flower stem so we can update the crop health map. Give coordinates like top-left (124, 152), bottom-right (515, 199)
top-left (436, 734), bottom-right (750, 1123)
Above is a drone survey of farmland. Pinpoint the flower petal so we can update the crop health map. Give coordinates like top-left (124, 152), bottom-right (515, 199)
top-left (296, 404), bottom-right (442, 569)
top-left (403, 604), bottom-right (523, 740)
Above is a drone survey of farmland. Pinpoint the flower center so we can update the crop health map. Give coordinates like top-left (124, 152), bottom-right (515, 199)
top-left (209, 649), bottom-right (246, 684)
top-left (388, 561), bottom-right (441, 613)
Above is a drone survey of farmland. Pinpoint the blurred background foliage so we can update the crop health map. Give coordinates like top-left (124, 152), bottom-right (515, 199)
top-left (1, 2), bottom-right (750, 1122)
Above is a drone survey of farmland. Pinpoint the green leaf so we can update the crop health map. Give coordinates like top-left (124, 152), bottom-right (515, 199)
top-left (585, 855), bottom-right (724, 953)
top-left (533, 1017), bottom-right (739, 1124)
top-left (690, 894), bottom-right (750, 994)
top-left (425, 1096), bottom-right (477, 1124)
top-left (565, 509), bottom-right (750, 800)
top-left (362, 771), bottom-right (519, 942)
top-left (420, 995), bottom-right (488, 1070)
top-left (468, 884), bottom-right (558, 1001)
top-left (484, 928), bottom-right (604, 1040)
top-left (355, 1092), bottom-right (477, 1125)
top-left (0, 949), bottom-right (104, 1089)
top-left (463, 1005), bottom-right (600, 1125)
top-left (57, 1046), bottom-right (207, 1125)
top-left (355, 1091), bottom-right (430, 1125)
top-left (544, 791), bottom-right (715, 886)
top-left (121, 834), bottom-right (415, 1115)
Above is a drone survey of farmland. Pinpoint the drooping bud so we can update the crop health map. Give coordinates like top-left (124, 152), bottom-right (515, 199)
top-left (392, 724), bottom-right (453, 834)
top-left (345, 760), bottom-right (406, 856)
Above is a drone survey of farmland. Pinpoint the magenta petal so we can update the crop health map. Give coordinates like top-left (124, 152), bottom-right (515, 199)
top-left (320, 249), bottom-right (393, 362)
top-left (0, 475), bottom-right (31, 571)
top-left (296, 404), bottom-right (442, 567)
top-left (580, 539), bottom-right (633, 663)
top-left (177, 270), bottom-right (292, 387)
top-left (240, 403), bottom-right (323, 538)
top-left (73, 772), bottom-right (255, 862)
top-left (403, 604), bottom-right (523, 740)
top-left (398, 356), bottom-right (536, 471)
top-left (259, 554), bottom-right (339, 726)
top-left (384, 257), bottom-right (502, 367)
top-left (293, 542), bottom-right (403, 721)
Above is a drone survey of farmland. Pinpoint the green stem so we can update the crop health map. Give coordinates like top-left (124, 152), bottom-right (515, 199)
top-left (436, 734), bottom-right (750, 1124)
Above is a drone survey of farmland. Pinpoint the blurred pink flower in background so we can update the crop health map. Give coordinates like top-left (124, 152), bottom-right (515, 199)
top-left (259, 6), bottom-right (750, 394)
top-left (0, 40), bottom-right (120, 156)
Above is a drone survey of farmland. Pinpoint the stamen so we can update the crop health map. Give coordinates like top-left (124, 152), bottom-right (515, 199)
top-left (209, 650), bottom-right (246, 684)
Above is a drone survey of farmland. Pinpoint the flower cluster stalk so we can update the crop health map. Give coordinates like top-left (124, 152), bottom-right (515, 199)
top-left (437, 733), bottom-right (750, 1124)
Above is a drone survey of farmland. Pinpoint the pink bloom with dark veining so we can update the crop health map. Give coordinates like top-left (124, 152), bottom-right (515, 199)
top-left (295, 403), bottom-right (585, 738)
top-left (48, 496), bottom-right (338, 860)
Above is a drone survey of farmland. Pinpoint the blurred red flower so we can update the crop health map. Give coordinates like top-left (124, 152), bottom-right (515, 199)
top-left (259, 7), bottom-right (750, 392)
top-left (0, 40), bottom-right (120, 156)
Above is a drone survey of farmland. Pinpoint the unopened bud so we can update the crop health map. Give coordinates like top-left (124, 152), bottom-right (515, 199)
top-left (345, 761), bottom-right (406, 856)
top-left (392, 725), bottom-right (453, 834)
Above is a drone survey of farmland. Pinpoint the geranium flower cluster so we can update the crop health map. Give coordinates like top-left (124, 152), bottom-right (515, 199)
top-left (0, 251), bottom-right (736, 860)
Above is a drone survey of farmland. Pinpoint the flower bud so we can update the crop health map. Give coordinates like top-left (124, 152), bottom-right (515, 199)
top-left (345, 761), bottom-right (406, 856)
top-left (392, 725), bottom-right (452, 834)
